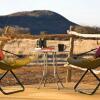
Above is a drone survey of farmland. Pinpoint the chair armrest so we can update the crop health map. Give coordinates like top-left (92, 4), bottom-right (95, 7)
top-left (2, 49), bottom-right (26, 58)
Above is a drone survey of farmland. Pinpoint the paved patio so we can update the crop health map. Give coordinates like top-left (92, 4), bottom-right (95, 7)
top-left (0, 82), bottom-right (100, 100)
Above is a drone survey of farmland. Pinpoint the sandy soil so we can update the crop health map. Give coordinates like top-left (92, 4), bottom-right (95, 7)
top-left (0, 83), bottom-right (100, 100)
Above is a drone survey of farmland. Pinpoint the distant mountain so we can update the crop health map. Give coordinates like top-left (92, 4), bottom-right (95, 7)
top-left (0, 10), bottom-right (78, 34)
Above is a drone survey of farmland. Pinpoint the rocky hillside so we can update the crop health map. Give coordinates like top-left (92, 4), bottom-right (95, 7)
top-left (0, 10), bottom-right (78, 34)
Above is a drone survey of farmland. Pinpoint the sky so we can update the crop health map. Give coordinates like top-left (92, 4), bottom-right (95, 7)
top-left (0, 0), bottom-right (100, 27)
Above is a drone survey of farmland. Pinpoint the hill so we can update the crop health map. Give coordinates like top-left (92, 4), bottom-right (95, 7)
top-left (0, 10), bottom-right (78, 35)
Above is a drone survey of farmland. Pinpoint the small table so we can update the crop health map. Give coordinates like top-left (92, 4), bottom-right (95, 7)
top-left (33, 48), bottom-right (67, 89)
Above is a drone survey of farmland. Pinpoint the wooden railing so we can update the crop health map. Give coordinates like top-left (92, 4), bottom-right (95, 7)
top-left (68, 31), bottom-right (100, 39)
top-left (66, 30), bottom-right (100, 82)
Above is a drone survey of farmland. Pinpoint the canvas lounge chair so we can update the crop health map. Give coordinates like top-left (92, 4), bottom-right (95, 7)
top-left (0, 50), bottom-right (36, 95)
top-left (67, 49), bottom-right (100, 95)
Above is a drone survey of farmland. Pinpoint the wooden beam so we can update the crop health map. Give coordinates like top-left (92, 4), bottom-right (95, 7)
top-left (68, 31), bottom-right (100, 39)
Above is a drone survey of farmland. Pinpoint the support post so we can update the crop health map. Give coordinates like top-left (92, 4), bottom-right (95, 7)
top-left (66, 36), bottom-right (74, 82)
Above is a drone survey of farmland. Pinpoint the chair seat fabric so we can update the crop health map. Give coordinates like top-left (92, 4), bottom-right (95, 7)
top-left (0, 57), bottom-right (32, 70)
top-left (67, 57), bottom-right (100, 69)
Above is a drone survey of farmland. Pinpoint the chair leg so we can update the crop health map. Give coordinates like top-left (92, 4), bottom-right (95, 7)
top-left (74, 69), bottom-right (100, 95)
top-left (0, 70), bottom-right (9, 81)
top-left (74, 69), bottom-right (88, 91)
top-left (0, 70), bottom-right (25, 95)
top-left (89, 69), bottom-right (100, 94)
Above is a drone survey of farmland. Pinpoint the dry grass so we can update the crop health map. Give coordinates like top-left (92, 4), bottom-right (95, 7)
top-left (0, 38), bottom-right (100, 86)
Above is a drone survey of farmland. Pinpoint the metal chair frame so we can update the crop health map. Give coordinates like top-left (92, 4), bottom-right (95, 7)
top-left (71, 48), bottom-right (100, 95)
top-left (0, 70), bottom-right (24, 95)
top-left (0, 50), bottom-right (25, 95)
top-left (74, 69), bottom-right (100, 95)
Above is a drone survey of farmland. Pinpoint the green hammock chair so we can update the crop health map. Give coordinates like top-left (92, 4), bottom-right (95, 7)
top-left (0, 51), bottom-right (37, 95)
top-left (67, 53), bottom-right (100, 95)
